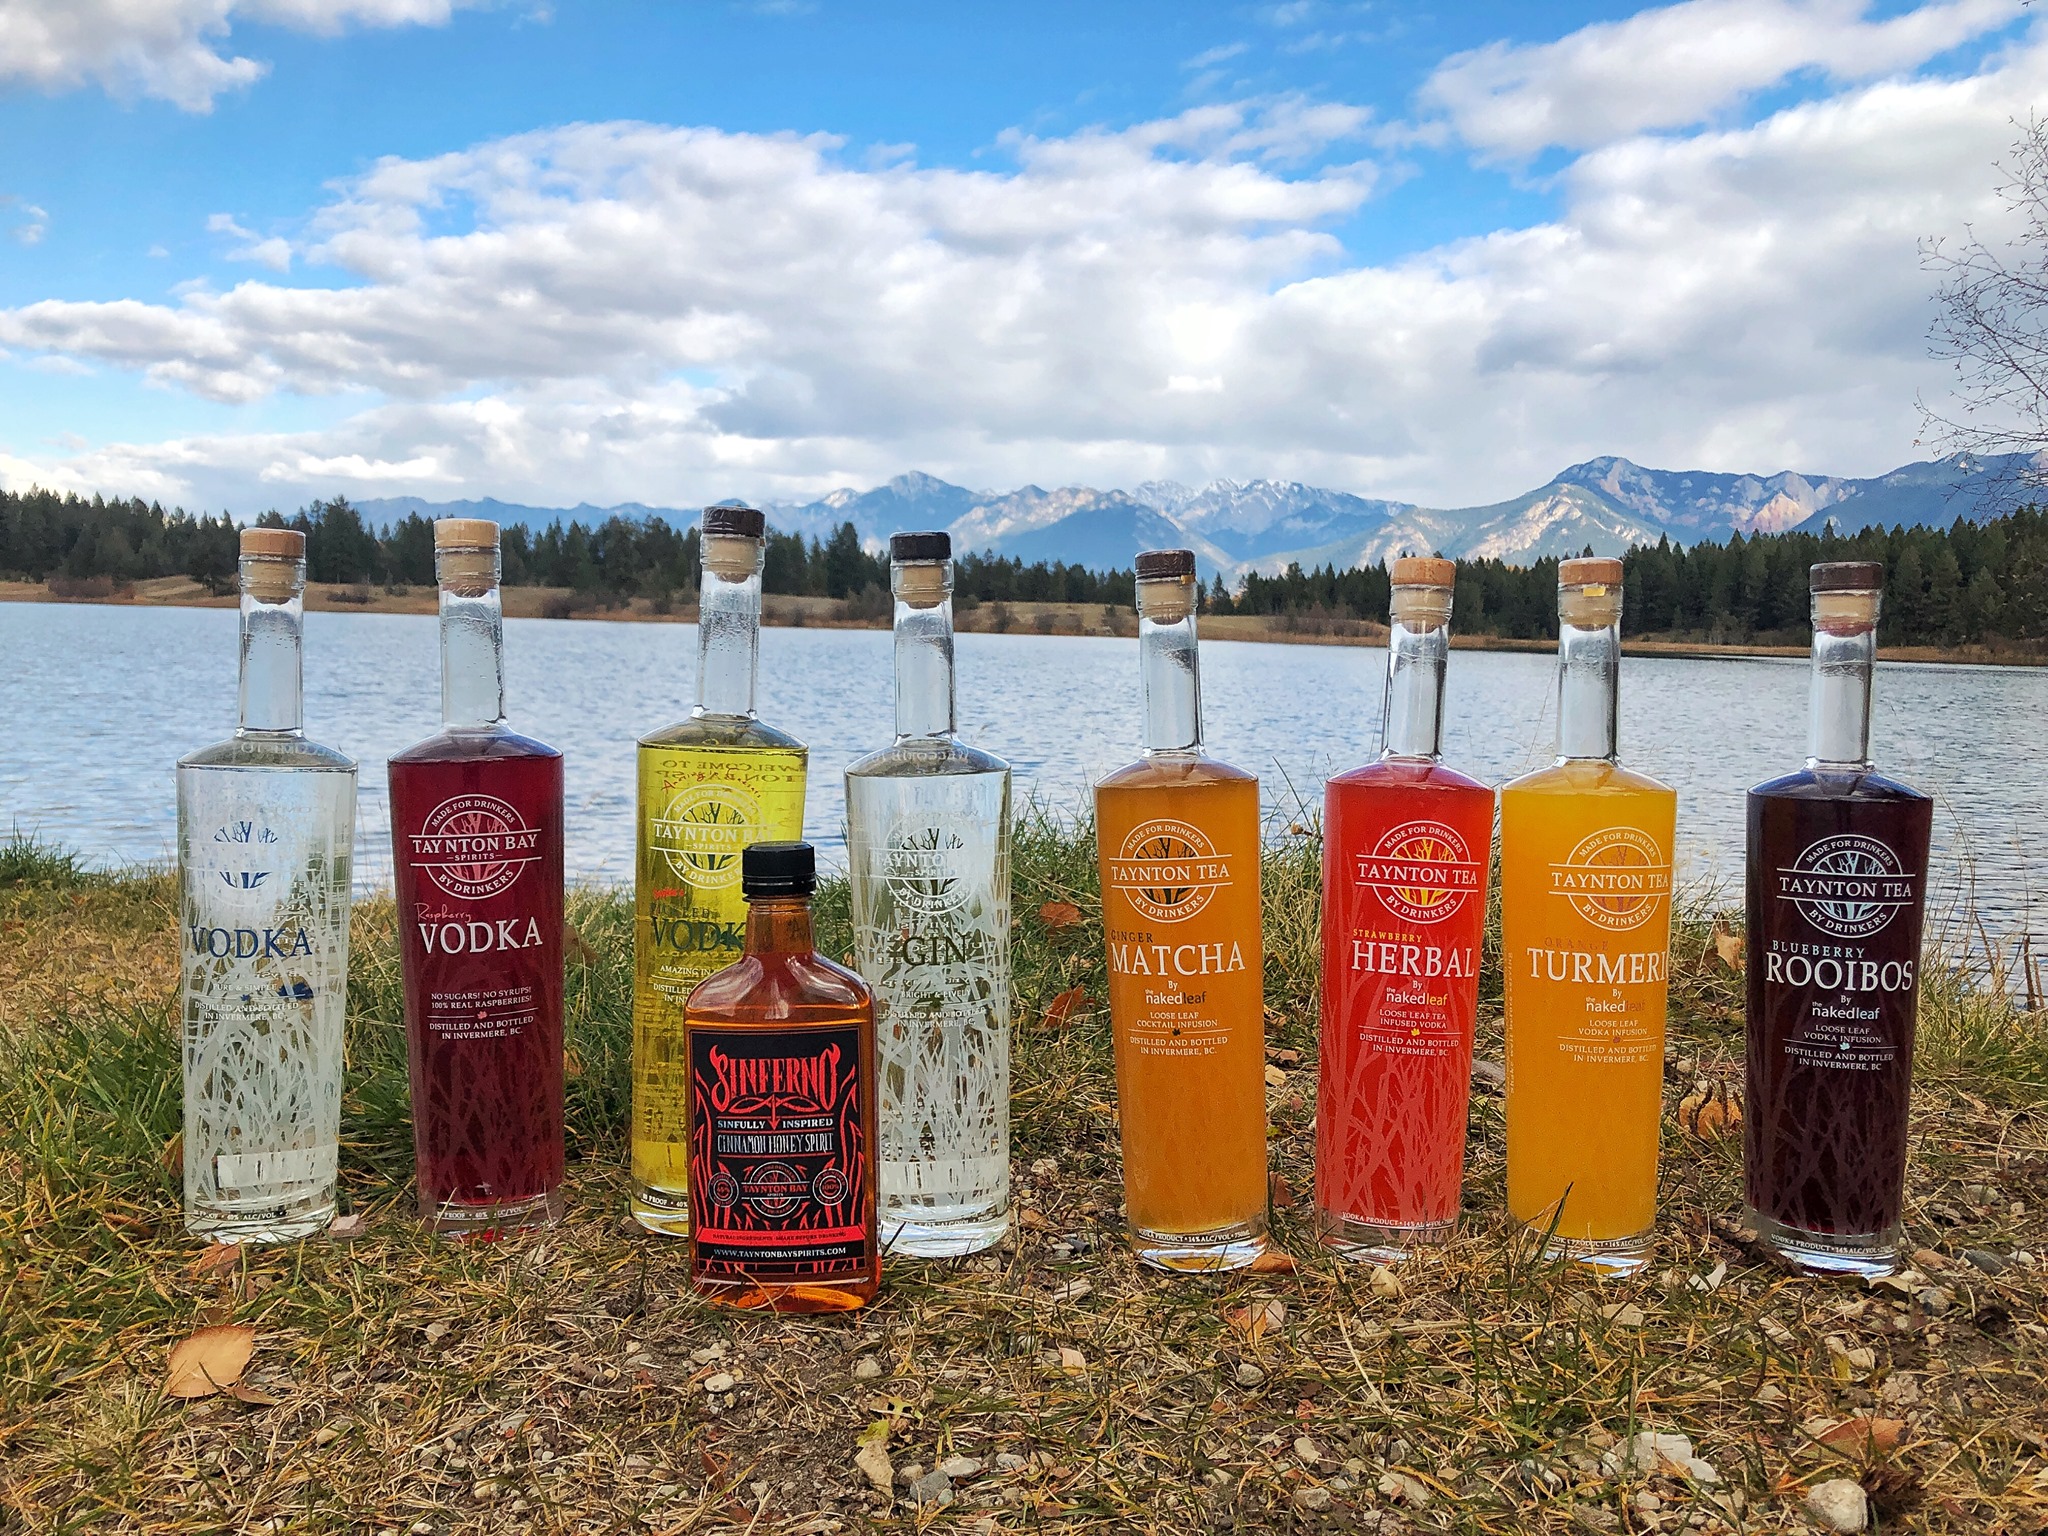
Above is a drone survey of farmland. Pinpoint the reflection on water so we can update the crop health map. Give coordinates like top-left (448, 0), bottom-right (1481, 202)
top-left (1, 603), bottom-right (2039, 955)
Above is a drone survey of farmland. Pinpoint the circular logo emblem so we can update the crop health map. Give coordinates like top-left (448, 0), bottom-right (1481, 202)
top-left (738, 1161), bottom-right (808, 1220)
top-left (1778, 834), bottom-right (1913, 939)
top-left (409, 793), bottom-right (539, 901)
top-left (194, 815), bottom-right (290, 915)
top-left (1357, 820), bottom-right (1479, 925)
top-left (1551, 826), bottom-right (1671, 933)
top-left (1110, 819), bottom-right (1232, 924)
top-left (652, 784), bottom-right (760, 888)
top-left (876, 814), bottom-right (977, 915)
top-left (708, 1170), bottom-right (741, 1209)
top-left (812, 1166), bottom-right (848, 1205)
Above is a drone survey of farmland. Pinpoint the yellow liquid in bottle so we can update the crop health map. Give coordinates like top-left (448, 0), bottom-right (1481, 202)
top-left (1094, 757), bottom-right (1269, 1269)
top-left (632, 726), bottom-right (806, 1233)
top-left (1499, 759), bottom-right (1676, 1266)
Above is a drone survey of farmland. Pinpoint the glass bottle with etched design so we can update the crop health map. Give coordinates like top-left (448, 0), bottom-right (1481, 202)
top-left (632, 506), bottom-right (808, 1234)
top-left (177, 527), bottom-right (356, 1243)
top-left (1315, 557), bottom-right (1493, 1261)
top-left (1745, 561), bottom-right (1932, 1277)
top-left (1500, 557), bottom-right (1676, 1273)
top-left (389, 519), bottom-right (565, 1236)
top-left (846, 532), bottom-right (1013, 1257)
top-left (1094, 549), bottom-right (1269, 1271)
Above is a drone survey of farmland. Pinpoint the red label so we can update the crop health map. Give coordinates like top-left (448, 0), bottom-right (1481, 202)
top-left (688, 1022), bottom-right (872, 1278)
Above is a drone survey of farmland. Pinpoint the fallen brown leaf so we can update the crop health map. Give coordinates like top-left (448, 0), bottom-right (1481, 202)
top-left (1042, 985), bottom-right (1089, 1029)
top-left (1057, 1347), bottom-right (1087, 1375)
top-left (1708, 916), bottom-right (1745, 972)
top-left (1678, 1081), bottom-right (1743, 1140)
top-left (564, 921), bottom-right (598, 967)
top-left (161, 1132), bottom-right (184, 1176)
top-left (165, 1325), bottom-right (254, 1399)
top-left (189, 1244), bottom-right (241, 1278)
top-left (1268, 1173), bottom-right (1298, 1210)
top-left (1248, 1249), bottom-right (1300, 1275)
top-left (1225, 1298), bottom-right (1287, 1344)
top-left (1018, 1208), bottom-right (1053, 1232)
top-left (1818, 1416), bottom-right (1907, 1456)
top-left (327, 1213), bottom-right (368, 1240)
top-left (228, 1379), bottom-right (281, 1407)
top-left (1038, 901), bottom-right (1084, 930)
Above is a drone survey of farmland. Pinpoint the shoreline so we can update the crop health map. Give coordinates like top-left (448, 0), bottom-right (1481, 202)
top-left (3, 576), bottom-right (2040, 668)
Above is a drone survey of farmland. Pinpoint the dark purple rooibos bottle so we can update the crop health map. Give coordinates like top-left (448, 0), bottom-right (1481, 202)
top-left (1745, 561), bottom-right (1931, 1276)
top-left (390, 519), bottom-right (566, 1236)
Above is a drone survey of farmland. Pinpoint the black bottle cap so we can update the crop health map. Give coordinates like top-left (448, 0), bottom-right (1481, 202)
top-left (742, 841), bottom-right (816, 899)
top-left (703, 504), bottom-right (766, 539)
top-left (1811, 560), bottom-right (1883, 592)
top-left (890, 530), bottom-right (951, 562)
top-left (1135, 548), bottom-right (1195, 578)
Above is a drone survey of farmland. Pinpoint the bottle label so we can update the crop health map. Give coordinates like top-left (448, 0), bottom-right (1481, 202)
top-left (651, 783), bottom-right (763, 890)
top-left (1547, 826), bottom-right (1672, 933)
top-left (688, 1022), bottom-right (871, 1277)
top-left (1356, 820), bottom-right (1483, 926)
top-left (1766, 833), bottom-right (1922, 1070)
top-left (1517, 822), bottom-right (1673, 1068)
top-left (409, 793), bottom-right (543, 901)
top-left (1106, 819), bottom-right (1235, 924)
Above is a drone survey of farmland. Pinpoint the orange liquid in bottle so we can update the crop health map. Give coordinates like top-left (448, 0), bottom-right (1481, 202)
top-left (1095, 758), bottom-right (1268, 1268)
top-left (1500, 760), bottom-right (1676, 1264)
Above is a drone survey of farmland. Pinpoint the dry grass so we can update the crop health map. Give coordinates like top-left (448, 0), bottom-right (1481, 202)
top-left (1, 822), bottom-right (2045, 1536)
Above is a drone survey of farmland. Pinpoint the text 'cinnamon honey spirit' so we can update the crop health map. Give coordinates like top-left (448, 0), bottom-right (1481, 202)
top-left (846, 532), bottom-right (1013, 1257)
top-left (1316, 557), bottom-right (1493, 1261)
top-left (1500, 557), bottom-right (1676, 1273)
top-left (177, 528), bottom-right (355, 1243)
top-left (685, 842), bottom-right (879, 1312)
top-left (632, 506), bottom-right (808, 1234)
top-left (1745, 562), bottom-right (1932, 1277)
top-left (1094, 549), bottom-right (1269, 1271)
top-left (389, 519), bottom-right (565, 1236)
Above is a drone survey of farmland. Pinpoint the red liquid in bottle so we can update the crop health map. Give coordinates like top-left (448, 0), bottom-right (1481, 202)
top-left (1316, 760), bottom-right (1493, 1256)
top-left (389, 734), bottom-right (565, 1234)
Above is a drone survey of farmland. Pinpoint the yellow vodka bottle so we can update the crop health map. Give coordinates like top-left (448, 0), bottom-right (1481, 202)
top-left (631, 506), bottom-right (807, 1234)
top-left (1500, 557), bottom-right (1677, 1273)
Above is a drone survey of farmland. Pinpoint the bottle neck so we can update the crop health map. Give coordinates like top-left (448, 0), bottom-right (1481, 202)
top-left (1556, 615), bottom-right (1620, 762)
top-left (440, 575), bottom-right (506, 731)
top-left (745, 896), bottom-right (816, 955)
top-left (1808, 622), bottom-right (1875, 771)
top-left (1140, 604), bottom-right (1203, 755)
top-left (696, 557), bottom-right (762, 719)
top-left (237, 561), bottom-right (304, 736)
top-left (1381, 611), bottom-right (1448, 760)
top-left (894, 589), bottom-right (956, 739)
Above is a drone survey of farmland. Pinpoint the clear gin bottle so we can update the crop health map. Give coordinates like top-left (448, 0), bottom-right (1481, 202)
top-left (846, 533), bottom-right (1013, 1256)
top-left (177, 528), bottom-right (356, 1243)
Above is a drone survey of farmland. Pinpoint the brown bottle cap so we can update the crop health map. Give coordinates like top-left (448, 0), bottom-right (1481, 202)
top-left (703, 504), bottom-right (766, 539)
top-left (1134, 549), bottom-right (1195, 579)
top-left (1559, 556), bottom-right (1624, 586)
top-left (240, 527), bottom-right (304, 560)
top-left (1811, 560), bottom-right (1882, 592)
top-left (891, 530), bottom-right (950, 562)
top-left (435, 517), bottom-right (499, 549)
top-left (1390, 556), bottom-right (1455, 588)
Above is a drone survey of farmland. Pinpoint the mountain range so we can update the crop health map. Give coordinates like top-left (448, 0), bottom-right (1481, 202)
top-left (356, 451), bottom-right (2041, 580)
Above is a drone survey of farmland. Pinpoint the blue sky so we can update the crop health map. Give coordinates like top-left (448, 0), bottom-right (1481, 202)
top-left (0, 0), bottom-right (2040, 513)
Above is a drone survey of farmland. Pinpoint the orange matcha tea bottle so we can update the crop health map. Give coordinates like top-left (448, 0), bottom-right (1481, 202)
top-left (1094, 549), bottom-right (1268, 1271)
top-left (1500, 557), bottom-right (1677, 1273)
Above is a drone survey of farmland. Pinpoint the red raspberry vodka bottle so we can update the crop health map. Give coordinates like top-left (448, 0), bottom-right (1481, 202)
top-left (1315, 557), bottom-right (1494, 1260)
top-left (389, 519), bottom-right (566, 1236)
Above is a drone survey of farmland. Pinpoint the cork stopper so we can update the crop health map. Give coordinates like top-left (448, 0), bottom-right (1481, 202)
top-left (1558, 555), bottom-right (1623, 628)
top-left (1134, 549), bottom-right (1197, 623)
top-left (1811, 561), bottom-right (1882, 593)
top-left (894, 562), bottom-right (949, 609)
top-left (701, 505), bottom-right (765, 582)
top-left (1389, 555), bottom-right (1455, 629)
top-left (239, 527), bottom-right (303, 602)
top-left (435, 518), bottom-right (499, 550)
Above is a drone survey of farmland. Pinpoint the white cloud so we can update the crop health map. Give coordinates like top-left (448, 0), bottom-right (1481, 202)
top-left (1, 45), bottom-right (2043, 513)
top-left (206, 211), bottom-right (292, 270)
top-left (1422, 0), bottom-right (2021, 155)
top-left (3, 196), bottom-right (47, 244)
top-left (0, 0), bottom-right (491, 112)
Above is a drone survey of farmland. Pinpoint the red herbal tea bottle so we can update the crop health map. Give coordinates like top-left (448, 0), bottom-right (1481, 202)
top-left (1315, 557), bottom-right (1494, 1260)
top-left (389, 518), bottom-right (566, 1236)
top-left (686, 841), bottom-right (880, 1312)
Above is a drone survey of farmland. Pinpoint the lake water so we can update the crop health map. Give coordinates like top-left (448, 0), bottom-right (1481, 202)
top-left (2, 603), bottom-right (2040, 961)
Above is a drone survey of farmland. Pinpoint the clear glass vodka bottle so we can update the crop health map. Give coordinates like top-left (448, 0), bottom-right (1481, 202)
top-left (846, 533), bottom-right (1013, 1256)
top-left (177, 528), bottom-right (356, 1243)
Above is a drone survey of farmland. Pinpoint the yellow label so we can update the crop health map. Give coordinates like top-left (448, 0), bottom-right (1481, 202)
top-left (631, 742), bottom-right (806, 1201)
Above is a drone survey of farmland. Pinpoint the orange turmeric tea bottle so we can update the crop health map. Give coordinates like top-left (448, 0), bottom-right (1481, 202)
top-left (1500, 557), bottom-right (1676, 1273)
top-left (1094, 549), bottom-right (1268, 1271)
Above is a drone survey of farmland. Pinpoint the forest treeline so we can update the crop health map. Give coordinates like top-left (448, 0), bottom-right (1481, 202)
top-left (1, 485), bottom-right (2043, 647)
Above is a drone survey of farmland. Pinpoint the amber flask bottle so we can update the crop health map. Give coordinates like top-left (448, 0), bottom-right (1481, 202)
top-left (684, 841), bottom-right (880, 1311)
